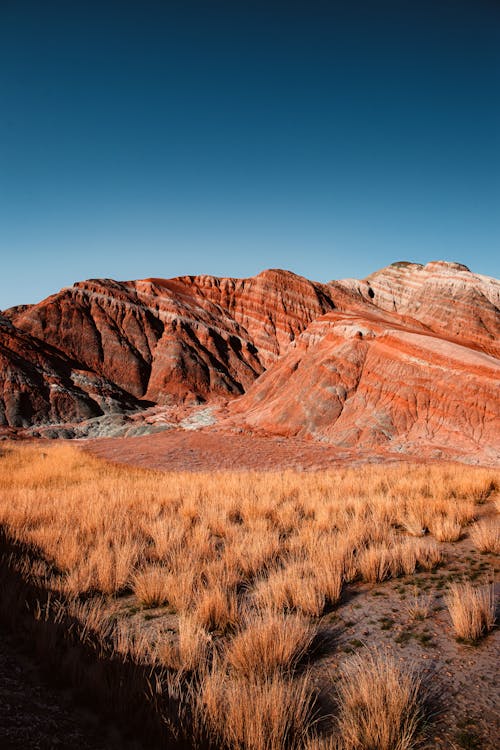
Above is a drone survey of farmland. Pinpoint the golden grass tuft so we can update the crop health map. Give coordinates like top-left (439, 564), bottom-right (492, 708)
top-left (193, 583), bottom-right (239, 632)
top-left (414, 539), bottom-right (443, 570)
top-left (199, 662), bottom-right (316, 750)
top-left (445, 582), bottom-right (496, 641)
top-left (226, 610), bottom-right (315, 679)
top-left (132, 564), bottom-right (171, 608)
top-left (469, 517), bottom-right (500, 554)
top-left (357, 544), bottom-right (391, 583)
top-left (336, 648), bottom-right (424, 750)
top-left (427, 514), bottom-right (462, 542)
top-left (253, 563), bottom-right (326, 617)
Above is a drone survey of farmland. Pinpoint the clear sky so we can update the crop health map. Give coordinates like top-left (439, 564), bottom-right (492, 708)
top-left (1, 0), bottom-right (499, 309)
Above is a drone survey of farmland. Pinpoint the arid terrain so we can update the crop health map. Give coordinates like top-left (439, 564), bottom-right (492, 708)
top-left (1, 260), bottom-right (499, 748)
top-left (0, 444), bottom-right (498, 749)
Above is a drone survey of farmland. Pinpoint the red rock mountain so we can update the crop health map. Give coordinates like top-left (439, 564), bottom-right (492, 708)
top-left (2, 262), bottom-right (499, 463)
top-left (2, 270), bottom-right (340, 427)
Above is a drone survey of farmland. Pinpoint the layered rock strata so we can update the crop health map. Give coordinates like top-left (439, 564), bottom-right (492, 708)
top-left (2, 261), bottom-right (499, 463)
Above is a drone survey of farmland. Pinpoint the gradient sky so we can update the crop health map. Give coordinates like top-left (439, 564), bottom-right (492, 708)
top-left (1, 0), bottom-right (499, 309)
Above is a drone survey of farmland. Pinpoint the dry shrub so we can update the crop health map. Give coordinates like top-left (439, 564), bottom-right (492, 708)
top-left (194, 583), bottom-right (239, 632)
top-left (357, 544), bottom-right (391, 583)
top-left (427, 515), bottom-right (462, 542)
top-left (336, 648), bottom-right (424, 750)
top-left (445, 582), bottom-right (496, 641)
top-left (200, 662), bottom-right (316, 750)
top-left (414, 539), bottom-right (442, 570)
top-left (470, 517), bottom-right (500, 554)
top-left (226, 611), bottom-right (314, 678)
top-left (132, 565), bottom-right (170, 608)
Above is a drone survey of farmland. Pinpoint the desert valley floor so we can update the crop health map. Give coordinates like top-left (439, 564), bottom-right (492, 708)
top-left (1, 261), bottom-right (499, 748)
top-left (0, 442), bottom-right (498, 750)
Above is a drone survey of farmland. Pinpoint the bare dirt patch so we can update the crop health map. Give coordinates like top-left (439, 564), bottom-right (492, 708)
top-left (84, 427), bottom-right (445, 473)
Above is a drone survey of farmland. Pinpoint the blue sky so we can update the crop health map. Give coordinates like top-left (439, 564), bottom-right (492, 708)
top-left (1, 0), bottom-right (499, 309)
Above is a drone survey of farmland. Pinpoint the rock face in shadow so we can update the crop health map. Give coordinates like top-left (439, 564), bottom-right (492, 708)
top-left (2, 261), bottom-right (499, 463)
top-left (0, 315), bottom-right (139, 429)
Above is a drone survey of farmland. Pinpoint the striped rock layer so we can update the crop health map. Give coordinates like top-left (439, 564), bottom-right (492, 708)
top-left (2, 261), bottom-right (499, 463)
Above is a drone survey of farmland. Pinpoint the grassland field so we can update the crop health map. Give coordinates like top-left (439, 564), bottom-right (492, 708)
top-left (0, 443), bottom-right (498, 749)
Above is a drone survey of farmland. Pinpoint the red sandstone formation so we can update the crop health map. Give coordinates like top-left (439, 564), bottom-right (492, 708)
top-left (336, 261), bottom-right (500, 358)
top-left (0, 315), bottom-right (139, 429)
top-left (229, 308), bottom-right (500, 464)
top-left (7, 270), bottom-right (337, 407)
top-left (1, 261), bottom-right (499, 464)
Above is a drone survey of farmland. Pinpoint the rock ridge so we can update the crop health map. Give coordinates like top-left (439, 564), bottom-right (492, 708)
top-left (1, 262), bottom-right (499, 464)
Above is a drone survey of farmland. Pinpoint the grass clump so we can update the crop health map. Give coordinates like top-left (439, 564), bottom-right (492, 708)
top-left (200, 664), bottom-right (317, 750)
top-left (445, 582), bottom-right (496, 642)
top-left (469, 517), bottom-right (500, 554)
top-left (226, 610), bottom-right (315, 679)
top-left (335, 647), bottom-right (425, 750)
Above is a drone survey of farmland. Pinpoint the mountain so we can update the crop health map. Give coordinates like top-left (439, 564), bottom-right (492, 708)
top-left (2, 261), bottom-right (499, 464)
top-left (1, 270), bottom-right (343, 429)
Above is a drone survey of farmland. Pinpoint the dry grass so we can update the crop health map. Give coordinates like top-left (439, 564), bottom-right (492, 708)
top-left (357, 543), bottom-right (391, 583)
top-left (406, 590), bottom-right (433, 621)
top-left (177, 615), bottom-right (213, 672)
top-left (470, 517), bottom-right (500, 554)
top-left (445, 582), bottom-right (496, 642)
top-left (0, 443), bottom-right (498, 749)
top-left (193, 583), bottom-right (239, 632)
top-left (413, 539), bottom-right (443, 570)
top-left (132, 564), bottom-right (171, 608)
top-left (427, 515), bottom-right (462, 542)
top-left (226, 610), bottom-right (315, 678)
top-left (336, 648), bottom-right (424, 750)
top-left (199, 663), bottom-right (316, 750)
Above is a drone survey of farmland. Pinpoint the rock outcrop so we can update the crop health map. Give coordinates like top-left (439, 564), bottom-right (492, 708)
top-left (229, 307), bottom-right (500, 463)
top-left (2, 270), bottom-right (340, 426)
top-left (0, 315), bottom-right (139, 430)
top-left (2, 261), bottom-right (499, 463)
top-left (336, 261), bottom-right (500, 358)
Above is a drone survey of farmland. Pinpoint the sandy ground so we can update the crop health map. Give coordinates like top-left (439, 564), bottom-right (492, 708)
top-left (84, 427), bottom-right (437, 472)
top-left (316, 541), bottom-right (500, 749)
